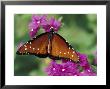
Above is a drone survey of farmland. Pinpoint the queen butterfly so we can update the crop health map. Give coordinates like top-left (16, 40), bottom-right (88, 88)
top-left (16, 30), bottom-right (79, 62)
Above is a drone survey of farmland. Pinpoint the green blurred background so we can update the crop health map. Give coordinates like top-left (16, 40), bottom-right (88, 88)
top-left (14, 14), bottom-right (97, 76)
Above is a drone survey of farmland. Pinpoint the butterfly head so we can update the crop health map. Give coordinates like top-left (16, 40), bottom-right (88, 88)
top-left (50, 28), bottom-right (55, 33)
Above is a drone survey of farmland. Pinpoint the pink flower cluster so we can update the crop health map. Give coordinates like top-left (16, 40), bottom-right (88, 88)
top-left (45, 52), bottom-right (96, 76)
top-left (28, 15), bottom-right (61, 38)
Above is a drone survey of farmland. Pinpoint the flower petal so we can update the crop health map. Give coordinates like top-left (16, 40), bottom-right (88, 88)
top-left (42, 17), bottom-right (61, 32)
top-left (45, 60), bottom-right (79, 76)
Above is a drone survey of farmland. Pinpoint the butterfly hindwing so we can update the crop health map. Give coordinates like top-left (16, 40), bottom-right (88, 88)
top-left (50, 33), bottom-right (79, 62)
top-left (16, 32), bottom-right (49, 57)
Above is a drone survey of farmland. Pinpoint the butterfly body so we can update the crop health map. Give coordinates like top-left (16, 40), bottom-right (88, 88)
top-left (16, 30), bottom-right (79, 62)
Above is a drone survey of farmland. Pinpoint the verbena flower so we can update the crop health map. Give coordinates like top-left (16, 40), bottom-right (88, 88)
top-left (78, 70), bottom-right (96, 76)
top-left (77, 52), bottom-right (92, 71)
top-left (28, 15), bottom-right (47, 38)
top-left (45, 60), bottom-right (79, 76)
top-left (28, 15), bottom-right (61, 37)
top-left (42, 17), bottom-right (61, 32)
top-left (77, 52), bottom-right (96, 75)
top-left (45, 52), bottom-right (96, 76)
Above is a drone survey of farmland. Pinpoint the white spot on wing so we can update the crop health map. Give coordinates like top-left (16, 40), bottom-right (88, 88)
top-left (25, 48), bottom-right (27, 50)
top-left (24, 45), bottom-right (27, 47)
top-left (33, 48), bottom-right (35, 50)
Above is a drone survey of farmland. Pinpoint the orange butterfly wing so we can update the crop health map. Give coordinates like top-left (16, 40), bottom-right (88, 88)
top-left (17, 32), bottom-right (79, 61)
top-left (16, 32), bottom-right (49, 57)
top-left (50, 33), bottom-right (79, 62)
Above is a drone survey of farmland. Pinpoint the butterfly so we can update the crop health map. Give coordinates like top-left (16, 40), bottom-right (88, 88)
top-left (16, 30), bottom-right (79, 62)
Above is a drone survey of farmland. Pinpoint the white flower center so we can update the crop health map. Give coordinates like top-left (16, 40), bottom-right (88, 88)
top-left (87, 70), bottom-right (91, 72)
top-left (37, 21), bottom-right (40, 23)
top-left (62, 69), bottom-right (65, 71)
top-left (53, 68), bottom-right (56, 70)
top-left (50, 26), bottom-right (54, 29)
top-left (31, 29), bottom-right (33, 31)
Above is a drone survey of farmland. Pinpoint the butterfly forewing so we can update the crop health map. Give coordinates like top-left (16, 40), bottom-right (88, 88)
top-left (50, 33), bottom-right (79, 62)
top-left (16, 32), bottom-right (49, 57)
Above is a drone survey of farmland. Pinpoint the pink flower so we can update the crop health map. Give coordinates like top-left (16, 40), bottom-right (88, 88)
top-left (78, 70), bottom-right (96, 76)
top-left (28, 15), bottom-right (47, 38)
top-left (42, 17), bottom-right (61, 32)
top-left (45, 52), bottom-right (96, 76)
top-left (28, 15), bottom-right (61, 37)
top-left (45, 60), bottom-right (79, 76)
top-left (77, 52), bottom-right (92, 71)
